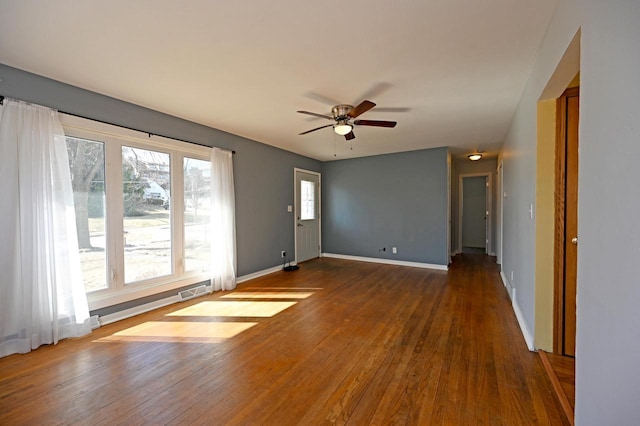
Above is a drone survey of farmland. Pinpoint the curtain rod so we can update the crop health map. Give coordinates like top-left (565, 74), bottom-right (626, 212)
top-left (0, 95), bottom-right (235, 155)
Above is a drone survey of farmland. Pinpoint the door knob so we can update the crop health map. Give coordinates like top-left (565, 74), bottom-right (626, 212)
top-left (571, 237), bottom-right (578, 245)
top-left (297, 223), bottom-right (303, 227)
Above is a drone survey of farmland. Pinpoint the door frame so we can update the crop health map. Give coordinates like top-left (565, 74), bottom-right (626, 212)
top-left (553, 86), bottom-right (579, 354)
top-left (458, 172), bottom-right (492, 254)
top-left (294, 168), bottom-right (322, 264)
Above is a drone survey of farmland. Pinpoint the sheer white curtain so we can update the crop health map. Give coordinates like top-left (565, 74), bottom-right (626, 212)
top-left (210, 147), bottom-right (237, 291)
top-left (0, 99), bottom-right (91, 358)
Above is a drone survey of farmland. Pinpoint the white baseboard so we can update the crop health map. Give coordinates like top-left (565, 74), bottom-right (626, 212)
top-left (500, 271), bottom-right (510, 292)
top-left (237, 265), bottom-right (285, 283)
top-left (321, 253), bottom-right (448, 271)
top-left (500, 271), bottom-right (535, 351)
top-left (512, 297), bottom-right (535, 351)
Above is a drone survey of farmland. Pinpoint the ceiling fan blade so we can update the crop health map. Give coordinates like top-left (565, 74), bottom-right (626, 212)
top-left (355, 82), bottom-right (392, 103)
top-left (373, 107), bottom-right (411, 113)
top-left (344, 131), bottom-right (355, 141)
top-left (299, 124), bottom-right (333, 135)
top-left (297, 110), bottom-right (333, 120)
top-left (347, 100), bottom-right (376, 118)
top-left (354, 119), bottom-right (397, 128)
top-left (304, 92), bottom-right (342, 106)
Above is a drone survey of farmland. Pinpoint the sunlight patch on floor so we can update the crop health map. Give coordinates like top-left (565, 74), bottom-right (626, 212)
top-left (95, 321), bottom-right (257, 343)
top-left (245, 287), bottom-right (323, 291)
top-left (167, 300), bottom-right (297, 318)
top-left (220, 291), bottom-right (314, 299)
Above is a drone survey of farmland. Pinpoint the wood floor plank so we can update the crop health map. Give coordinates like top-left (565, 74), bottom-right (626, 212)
top-left (0, 255), bottom-right (568, 425)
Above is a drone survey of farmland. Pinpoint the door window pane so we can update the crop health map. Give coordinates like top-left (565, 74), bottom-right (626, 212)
top-left (66, 137), bottom-right (107, 292)
top-left (300, 180), bottom-right (315, 220)
top-left (122, 146), bottom-right (172, 283)
top-left (184, 158), bottom-right (212, 272)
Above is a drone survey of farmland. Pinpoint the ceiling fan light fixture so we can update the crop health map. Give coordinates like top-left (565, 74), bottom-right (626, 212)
top-left (334, 122), bottom-right (353, 136)
top-left (468, 153), bottom-right (482, 161)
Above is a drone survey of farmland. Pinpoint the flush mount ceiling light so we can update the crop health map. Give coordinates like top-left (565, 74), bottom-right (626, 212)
top-left (334, 121), bottom-right (353, 136)
top-left (468, 153), bottom-right (482, 161)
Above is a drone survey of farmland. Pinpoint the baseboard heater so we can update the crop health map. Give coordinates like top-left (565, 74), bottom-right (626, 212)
top-left (178, 284), bottom-right (209, 301)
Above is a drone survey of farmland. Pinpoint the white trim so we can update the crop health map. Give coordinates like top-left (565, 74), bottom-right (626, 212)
top-left (512, 296), bottom-right (535, 352)
top-left (60, 113), bottom-right (212, 157)
top-left (237, 265), bottom-right (284, 283)
top-left (98, 294), bottom-right (181, 326)
top-left (294, 168), bottom-right (322, 264)
top-left (88, 274), bottom-right (211, 310)
top-left (322, 253), bottom-right (448, 271)
top-left (458, 172), bottom-right (492, 254)
top-left (500, 270), bottom-right (512, 294)
top-left (500, 271), bottom-right (535, 351)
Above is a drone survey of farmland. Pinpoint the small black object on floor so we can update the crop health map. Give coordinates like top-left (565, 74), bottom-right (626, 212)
top-left (282, 256), bottom-right (299, 271)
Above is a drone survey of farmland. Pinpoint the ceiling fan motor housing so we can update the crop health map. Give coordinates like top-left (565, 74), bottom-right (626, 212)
top-left (332, 104), bottom-right (353, 121)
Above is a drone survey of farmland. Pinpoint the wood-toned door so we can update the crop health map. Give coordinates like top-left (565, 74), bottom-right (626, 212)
top-left (555, 87), bottom-right (579, 357)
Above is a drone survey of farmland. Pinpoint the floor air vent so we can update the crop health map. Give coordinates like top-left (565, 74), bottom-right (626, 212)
top-left (178, 284), bottom-right (208, 301)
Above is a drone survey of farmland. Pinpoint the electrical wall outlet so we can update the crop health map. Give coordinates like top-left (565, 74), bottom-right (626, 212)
top-left (392, 247), bottom-right (397, 254)
top-left (281, 251), bottom-right (286, 258)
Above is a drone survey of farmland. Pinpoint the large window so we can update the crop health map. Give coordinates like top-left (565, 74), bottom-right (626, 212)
top-left (184, 157), bottom-right (212, 272)
top-left (66, 136), bottom-right (108, 293)
top-left (122, 146), bottom-right (172, 283)
top-left (62, 115), bottom-right (212, 309)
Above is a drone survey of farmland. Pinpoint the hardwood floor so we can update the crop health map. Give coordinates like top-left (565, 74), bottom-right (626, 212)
top-left (539, 350), bottom-right (576, 424)
top-left (0, 255), bottom-right (567, 425)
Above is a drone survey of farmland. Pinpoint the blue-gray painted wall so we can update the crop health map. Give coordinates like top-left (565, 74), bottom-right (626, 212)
top-left (321, 147), bottom-right (449, 266)
top-left (0, 63), bottom-right (321, 277)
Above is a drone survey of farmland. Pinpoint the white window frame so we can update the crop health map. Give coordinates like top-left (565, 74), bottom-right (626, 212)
top-left (61, 114), bottom-right (211, 310)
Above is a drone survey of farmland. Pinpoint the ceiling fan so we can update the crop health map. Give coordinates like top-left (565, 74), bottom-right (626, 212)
top-left (297, 100), bottom-right (397, 141)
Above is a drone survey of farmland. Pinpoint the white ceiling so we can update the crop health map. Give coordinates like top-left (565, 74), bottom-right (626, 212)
top-left (0, 0), bottom-right (559, 161)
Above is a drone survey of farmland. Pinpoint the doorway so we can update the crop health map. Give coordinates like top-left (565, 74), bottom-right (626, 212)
top-left (458, 173), bottom-right (491, 254)
top-left (294, 168), bottom-right (321, 263)
top-left (554, 87), bottom-right (579, 357)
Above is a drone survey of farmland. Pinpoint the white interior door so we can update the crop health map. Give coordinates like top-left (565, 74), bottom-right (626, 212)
top-left (295, 169), bottom-right (320, 263)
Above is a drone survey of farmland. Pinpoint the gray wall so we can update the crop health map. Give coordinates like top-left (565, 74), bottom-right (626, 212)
top-left (0, 63), bottom-right (321, 277)
top-left (578, 1), bottom-right (640, 423)
top-left (322, 147), bottom-right (449, 266)
top-left (500, 0), bottom-right (579, 352)
top-left (501, 0), bottom-right (640, 422)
